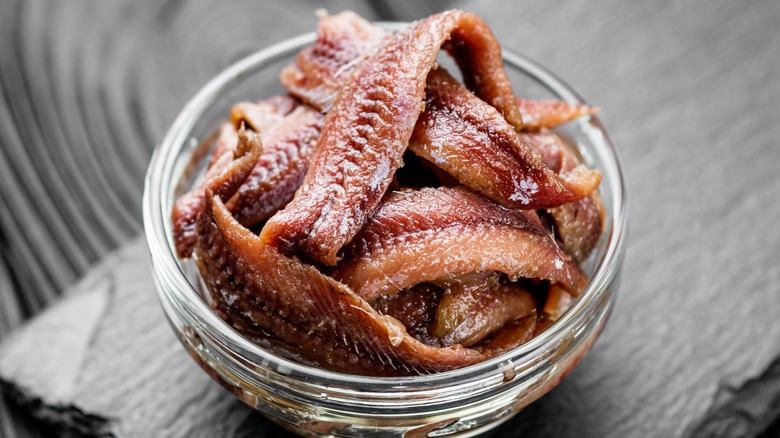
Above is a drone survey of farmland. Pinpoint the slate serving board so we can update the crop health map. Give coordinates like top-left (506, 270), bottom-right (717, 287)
top-left (1, 0), bottom-right (780, 436)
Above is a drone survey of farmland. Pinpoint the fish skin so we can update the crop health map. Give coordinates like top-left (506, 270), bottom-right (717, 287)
top-left (280, 11), bottom-right (388, 112)
top-left (410, 68), bottom-right (602, 210)
top-left (263, 10), bottom-right (522, 266)
top-left (523, 132), bottom-right (606, 262)
top-left (432, 273), bottom-right (537, 347)
top-left (172, 98), bottom-right (324, 256)
top-left (171, 128), bottom-right (262, 258)
top-left (195, 189), bottom-right (551, 376)
top-left (333, 187), bottom-right (588, 301)
top-left (515, 97), bottom-right (598, 132)
top-left (226, 105), bottom-right (324, 228)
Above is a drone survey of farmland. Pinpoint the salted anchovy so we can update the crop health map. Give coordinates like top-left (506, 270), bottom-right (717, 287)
top-left (543, 284), bottom-right (573, 321)
top-left (410, 69), bottom-right (601, 209)
top-left (172, 96), bottom-right (320, 255)
top-left (172, 128), bottom-right (262, 257)
top-left (210, 97), bottom-right (299, 164)
top-left (372, 283), bottom-right (443, 345)
top-left (475, 312), bottom-right (537, 354)
top-left (225, 104), bottom-right (324, 227)
top-left (195, 189), bottom-right (538, 376)
top-left (437, 282), bottom-right (534, 347)
top-left (280, 11), bottom-right (388, 112)
top-left (431, 272), bottom-right (537, 347)
top-left (430, 272), bottom-right (500, 338)
top-left (175, 97), bottom-right (301, 257)
top-left (332, 187), bottom-right (587, 301)
top-left (523, 133), bottom-right (605, 261)
top-left (230, 95), bottom-right (300, 133)
top-left (281, 12), bottom-right (600, 211)
top-left (283, 13), bottom-right (596, 134)
top-left (208, 122), bottom-right (238, 167)
top-left (263, 10), bottom-right (522, 265)
top-left (515, 98), bottom-right (597, 132)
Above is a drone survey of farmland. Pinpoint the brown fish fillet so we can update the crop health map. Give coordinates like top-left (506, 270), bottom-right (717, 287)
top-left (480, 313), bottom-right (537, 354)
top-left (262, 10), bottom-right (522, 265)
top-left (283, 13), bottom-right (596, 134)
top-left (280, 11), bottom-right (388, 112)
top-left (174, 97), bottom-right (301, 257)
top-left (171, 128), bottom-right (262, 258)
top-left (372, 283), bottom-right (443, 345)
top-left (208, 122), bottom-right (238, 168)
top-left (543, 284), bottom-right (573, 321)
top-left (173, 97), bottom-right (323, 253)
top-left (281, 12), bottom-right (600, 209)
top-left (432, 273), bottom-right (501, 343)
top-left (211, 96), bottom-right (299, 164)
top-left (332, 187), bottom-right (588, 301)
top-left (196, 189), bottom-right (539, 376)
top-left (523, 132), bottom-right (605, 262)
top-left (431, 273), bottom-right (537, 347)
top-left (443, 286), bottom-right (533, 347)
top-left (515, 98), bottom-right (598, 132)
top-left (225, 105), bottom-right (324, 227)
top-left (410, 69), bottom-right (601, 209)
top-left (230, 95), bottom-right (300, 133)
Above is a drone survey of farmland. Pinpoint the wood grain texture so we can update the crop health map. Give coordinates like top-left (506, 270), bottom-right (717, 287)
top-left (0, 0), bottom-right (779, 436)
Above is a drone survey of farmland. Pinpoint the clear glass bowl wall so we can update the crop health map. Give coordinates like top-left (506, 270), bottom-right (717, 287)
top-left (144, 27), bottom-right (627, 438)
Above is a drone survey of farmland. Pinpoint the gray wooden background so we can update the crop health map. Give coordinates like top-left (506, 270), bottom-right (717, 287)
top-left (1, 0), bottom-right (779, 437)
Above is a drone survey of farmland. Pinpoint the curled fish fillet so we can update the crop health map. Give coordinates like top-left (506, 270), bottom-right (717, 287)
top-left (515, 98), bottom-right (598, 132)
top-left (523, 132), bottom-right (606, 262)
top-left (172, 98), bottom-right (323, 256)
top-left (195, 189), bottom-right (539, 376)
top-left (171, 127), bottom-right (262, 257)
top-left (333, 187), bottom-right (587, 301)
top-left (263, 10), bottom-right (522, 265)
top-left (173, 10), bottom-right (605, 376)
top-left (410, 68), bottom-right (601, 209)
top-left (432, 272), bottom-right (537, 347)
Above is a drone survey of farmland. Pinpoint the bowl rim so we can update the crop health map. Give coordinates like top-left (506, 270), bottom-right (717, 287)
top-left (143, 23), bottom-right (628, 389)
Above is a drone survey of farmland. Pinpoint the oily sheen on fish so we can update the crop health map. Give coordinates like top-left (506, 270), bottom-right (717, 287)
top-left (515, 97), bottom-right (598, 132)
top-left (438, 282), bottom-right (536, 347)
top-left (282, 12), bottom-right (597, 135)
top-left (263, 10), bottom-right (523, 265)
top-left (226, 104), bottom-right (323, 228)
top-left (171, 128), bottom-right (262, 257)
top-left (281, 13), bottom-right (602, 212)
top-left (410, 69), bottom-right (601, 209)
top-left (281, 12), bottom-right (601, 212)
top-left (196, 189), bottom-right (540, 376)
top-left (431, 272), bottom-right (537, 347)
top-left (279, 11), bottom-right (388, 112)
top-left (523, 132), bottom-right (605, 262)
top-left (332, 187), bottom-right (588, 301)
top-left (172, 97), bottom-right (322, 256)
top-left (372, 273), bottom-right (537, 348)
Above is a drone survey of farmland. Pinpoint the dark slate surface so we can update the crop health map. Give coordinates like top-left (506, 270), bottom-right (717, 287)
top-left (1, 0), bottom-right (779, 437)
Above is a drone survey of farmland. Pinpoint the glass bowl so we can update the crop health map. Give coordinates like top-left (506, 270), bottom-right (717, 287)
top-left (143, 24), bottom-right (627, 438)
